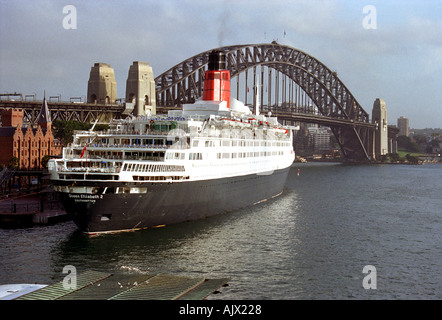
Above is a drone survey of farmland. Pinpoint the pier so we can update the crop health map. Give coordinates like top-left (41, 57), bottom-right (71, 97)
top-left (0, 189), bottom-right (68, 228)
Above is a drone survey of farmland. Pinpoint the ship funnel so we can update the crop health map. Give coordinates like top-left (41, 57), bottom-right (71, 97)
top-left (203, 50), bottom-right (231, 108)
top-left (207, 51), bottom-right (226, 70)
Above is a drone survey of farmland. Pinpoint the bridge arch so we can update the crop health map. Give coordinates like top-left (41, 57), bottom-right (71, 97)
top-left (155, 43), bottom-right (372, 160)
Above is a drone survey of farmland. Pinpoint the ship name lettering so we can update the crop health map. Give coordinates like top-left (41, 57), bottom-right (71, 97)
top-left (80, 194), bottom-right (100, 199)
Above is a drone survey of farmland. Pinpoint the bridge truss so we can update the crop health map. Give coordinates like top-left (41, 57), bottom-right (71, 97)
top-left (155, 43), bottom-right (375, 161)
top-left (1, 43), bottom-right (386, 161)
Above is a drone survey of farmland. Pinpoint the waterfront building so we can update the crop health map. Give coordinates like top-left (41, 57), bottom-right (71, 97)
top-left (308, 126), bottom-right (331, 151)
top-left (397, 116), bottom-right (409, 137)
top-left (0, 98), bottom-right (62, 170)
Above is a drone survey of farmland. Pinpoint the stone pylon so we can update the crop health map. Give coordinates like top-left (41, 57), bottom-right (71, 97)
top-left (125, 61), bottom-right (156, 116)
top-left (87, 63), bottom-right (117, 104)
top-left (372, 98), bottom-right (388, 159)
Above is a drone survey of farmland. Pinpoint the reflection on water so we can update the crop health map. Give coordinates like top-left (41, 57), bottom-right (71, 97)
top-left (1, 164), bottom-right (441, 299)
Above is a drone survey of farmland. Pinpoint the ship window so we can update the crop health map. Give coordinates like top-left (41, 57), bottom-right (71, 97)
top-left (190, 153), bottom-right (202, 160)
top-left (105, 187), bottom-right (115, 194)
top-left (101, 214), bottom-right (111, 221)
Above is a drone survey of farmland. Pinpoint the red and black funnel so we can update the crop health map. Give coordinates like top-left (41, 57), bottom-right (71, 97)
top-left (203, 51), bottom-right (231, 108)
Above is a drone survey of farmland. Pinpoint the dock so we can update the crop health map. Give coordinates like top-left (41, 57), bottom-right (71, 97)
top-left (0, 209), bottom-right (69, 227)
top-left (11, 270), bottom-right (229, 300)
top-left (0, 190), bottom-right (69, 228)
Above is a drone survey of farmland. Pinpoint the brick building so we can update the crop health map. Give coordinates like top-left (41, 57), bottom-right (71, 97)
top-left (0, 98), bottom-right (62, 170)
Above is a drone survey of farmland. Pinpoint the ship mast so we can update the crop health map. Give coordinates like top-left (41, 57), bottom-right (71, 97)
top-left (255, 73), bottom-right (260, 116)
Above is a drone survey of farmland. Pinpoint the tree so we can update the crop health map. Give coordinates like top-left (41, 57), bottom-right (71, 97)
top-left (52, 120), bottom-right (88, 144)
top-left (388, 153), bottom-right (400, 163)
top-left (41, 155), bottom-right (51, 168)
top-left (405, 154), bottom-right (419, 164)
top-left (397, 135), bottom-right (419, 152)
top-left (8, 156), bottom-right (19, 169)
top-left (52, 120), bottom-right (109, 145)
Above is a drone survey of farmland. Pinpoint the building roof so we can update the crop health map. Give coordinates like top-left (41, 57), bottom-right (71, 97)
top-left (37, 97), bottom-right (51, 126)
top-left (0, 126), bottom-right (48, 138)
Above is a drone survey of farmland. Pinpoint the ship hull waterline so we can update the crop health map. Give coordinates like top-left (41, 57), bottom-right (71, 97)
top-left (56, 167), bottom-right (290, 234)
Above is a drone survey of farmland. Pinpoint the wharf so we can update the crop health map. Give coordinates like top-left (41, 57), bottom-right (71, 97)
top-left (0, 208), bottom-right (69, 227)
top-left (9, 270), bottom-right (229, 300)
top-left (0, 210), bottom-right (69, 228)
top-left (0, 191), bottom-right (69, 228)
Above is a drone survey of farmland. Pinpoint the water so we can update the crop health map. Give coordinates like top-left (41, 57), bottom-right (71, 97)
top-left (1, 163), bottom-right (441, 299)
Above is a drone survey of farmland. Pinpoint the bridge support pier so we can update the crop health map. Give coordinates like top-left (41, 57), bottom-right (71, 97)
top-left (87, 63), bottom-right (117, 105)
top-left (125, 61), bottom-right (156, 116)
top-left (372, 98), bottom-right (388, 160)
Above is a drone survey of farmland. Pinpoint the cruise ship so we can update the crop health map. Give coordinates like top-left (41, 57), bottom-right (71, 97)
top-left (48, 51), bottom-right (296, 234)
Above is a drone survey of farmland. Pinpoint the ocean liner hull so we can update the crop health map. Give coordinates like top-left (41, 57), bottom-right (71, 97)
top-left (57, 167), bottom-right (290, 234)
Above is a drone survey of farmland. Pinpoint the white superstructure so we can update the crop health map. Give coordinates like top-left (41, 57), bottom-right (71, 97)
top-left (48, 98), bottom-right (295, 187)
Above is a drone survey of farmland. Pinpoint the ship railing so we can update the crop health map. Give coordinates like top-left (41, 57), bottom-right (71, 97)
top-left (62, 153), bottom-right (164, 162)
top-left (62, 154), bottom-right (113, 160)
top-left (89, 129), bottom-right (176, 136)
top-left (124, 156), bottom-right (165, 161)
top-left (58, 166), bottom-right (121, 173)
top-left (72, 143), bottom-right (171, 150)
top-left (62, 154), bottom-right (124, 160)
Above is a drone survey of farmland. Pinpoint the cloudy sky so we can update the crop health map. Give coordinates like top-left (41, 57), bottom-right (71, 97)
top-left (1, 0), bottom-right (441, 128)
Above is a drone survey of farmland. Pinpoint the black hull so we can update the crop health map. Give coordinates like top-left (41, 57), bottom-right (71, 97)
top-left (56, 167), bottom-right (290, 233)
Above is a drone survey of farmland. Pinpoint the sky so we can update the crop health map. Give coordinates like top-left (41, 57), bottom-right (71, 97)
top-left (0, 0), bottom-right (441, 129)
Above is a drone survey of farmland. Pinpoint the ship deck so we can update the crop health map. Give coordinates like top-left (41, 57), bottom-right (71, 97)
top-left (12, 270), bottom-right (229, 300)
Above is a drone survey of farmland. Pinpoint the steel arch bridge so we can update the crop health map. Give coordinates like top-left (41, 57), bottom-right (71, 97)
top-left (155, 42), bottom-right (376, 161)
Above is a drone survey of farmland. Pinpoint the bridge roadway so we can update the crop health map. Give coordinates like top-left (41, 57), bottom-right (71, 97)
top-left (0, 99), bottom-right (375, 128)
top-left (0, 99), bottom-right (123, 124)
top-left (1, 99), bottom-right (398, 161)
top-left (2, 43), bottom-right (401, 161)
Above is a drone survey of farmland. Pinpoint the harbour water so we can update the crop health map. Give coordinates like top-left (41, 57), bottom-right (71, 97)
top-left (0, 163), bottom-right (440, 299)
